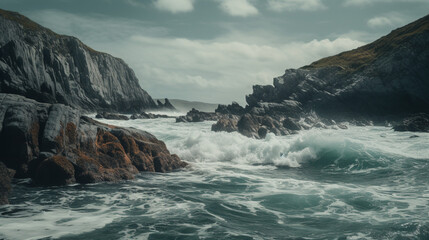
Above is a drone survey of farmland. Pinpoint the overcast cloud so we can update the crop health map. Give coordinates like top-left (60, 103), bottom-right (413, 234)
top-left (0, 0), bottom-right (427, 104)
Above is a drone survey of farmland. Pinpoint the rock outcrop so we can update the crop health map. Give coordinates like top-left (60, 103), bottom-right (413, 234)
top-left (0, 162), bottom-right (12, 205)
top-left (156, 98), bottom-right (177, 111)
top-left (130, 112), bottom-right (173, 120)
top-left (96, 112), bottom-right (130, 120)
top-left (393, 113), bottom-right (429, 132)
top-left (0, 94), bottom-right (186, 203)
top-left (0, 9), bottom-right (157, 112)
top-left (212, 14), bottom-right (429, 138)
top-left (176, 108), bottom-right (220, 123)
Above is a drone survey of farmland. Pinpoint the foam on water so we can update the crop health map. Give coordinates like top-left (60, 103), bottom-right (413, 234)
top-left (1, 117), bottom-right (429, 239)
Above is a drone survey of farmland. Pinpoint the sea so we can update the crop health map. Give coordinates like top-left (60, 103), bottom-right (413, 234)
top-left (1, 113), bottom-right (429, 240)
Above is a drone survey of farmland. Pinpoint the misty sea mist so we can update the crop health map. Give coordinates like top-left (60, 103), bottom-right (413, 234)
top-left (1, 115), bottom-right (428, 240)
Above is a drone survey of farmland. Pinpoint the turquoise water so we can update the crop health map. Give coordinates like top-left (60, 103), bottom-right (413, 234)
top-left (1, 118), bottom-right (429, 240)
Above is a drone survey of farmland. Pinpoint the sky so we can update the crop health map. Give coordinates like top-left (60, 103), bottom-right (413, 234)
top-left (1, 0), bottom-right (428, 104)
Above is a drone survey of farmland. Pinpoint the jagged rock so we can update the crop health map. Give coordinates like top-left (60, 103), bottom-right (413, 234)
top-left (283, 117), bottom-right (301, 131)
top-left (130, 112), bottom-right (172, 120)
top-left (176, 108), bottom-right (219, 123)
top-left (0, 94), bottom-right (187, 203)
top-left (163, 98), bottom-right (176, 110)
top-left (211, 117), bottom-right (239, 133)
top-left (96, 112), bottom-right (129, 120)
top-left (393, 113), bottom-right (429, 132)
top-left (211, 15), bottom-right (429, 138)
top-left (215, 102), bottom-right (245, 115)
top-left (237, 114), bottom-right (261, 138)
top-left (0, 9), bottom-right (157, 112)
top-left (156, 98), bottom-right (177, 111)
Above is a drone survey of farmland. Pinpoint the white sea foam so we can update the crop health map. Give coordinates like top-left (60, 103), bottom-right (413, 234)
top-left (2, 117), bottom-right (427, 239)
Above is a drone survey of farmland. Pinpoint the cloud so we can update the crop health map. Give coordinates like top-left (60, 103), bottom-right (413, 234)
top-left (344, 0), bottom-right (428, 7)
top-left (267, 0), bottom-right (326, 12)
top-left (367, 13), bottom-right (406, 29)
top-left (219, 0), bottom-right (259, 17)
top-left (154, 0), bottom-right (194, 13)
top-left (25, 10), bottom-right (365, 104)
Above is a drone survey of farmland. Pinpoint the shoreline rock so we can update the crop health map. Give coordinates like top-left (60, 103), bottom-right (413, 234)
top-left (0, 94), bottom-right (187, 204)
top-left (131, 112), bottom-right (174, 120)
top-left (393, 113), bottom-right (429, 132)
top-left (96, 112), bottom-right (130, 120)
top-left (176, 108), bottom-right (220, 123)
top-left (209, 15), bottom-right (429, 139)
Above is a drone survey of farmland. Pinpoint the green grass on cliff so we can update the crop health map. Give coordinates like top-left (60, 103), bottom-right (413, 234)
top-left (302, 14), bottom-right (429, 73)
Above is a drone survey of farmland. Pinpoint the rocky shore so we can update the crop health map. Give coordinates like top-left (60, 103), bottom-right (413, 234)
top-left (207, 14), bottom-right (429, 138)
top-left (0, 8), bottom-right (187, 205)
top-left (0, 94), bottom-right (186, 204)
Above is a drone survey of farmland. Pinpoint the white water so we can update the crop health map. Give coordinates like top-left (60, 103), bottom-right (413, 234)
top-left (1, 117), bottom-right (429, 239)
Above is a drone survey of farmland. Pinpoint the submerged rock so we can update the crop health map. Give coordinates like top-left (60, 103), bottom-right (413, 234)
top-left (393, 113), bottom-right (429, 132)
top-left (0, 94), bottom-right (187, 203)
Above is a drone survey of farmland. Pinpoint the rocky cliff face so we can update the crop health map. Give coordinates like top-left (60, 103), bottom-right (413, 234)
top-left (0, 9), bottom-right (157, 112)
top-left (214, 14), bottom-right (429, 138)
top-left (246, 14), bottom-right (429, 119)
top-left (0, 93), bottom-right (186, 204)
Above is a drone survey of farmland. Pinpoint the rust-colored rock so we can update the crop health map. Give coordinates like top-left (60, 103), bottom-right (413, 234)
top-left (0, 94), bottom-right (187, 204)
top-left (35, 156), bottom-right (75, 186)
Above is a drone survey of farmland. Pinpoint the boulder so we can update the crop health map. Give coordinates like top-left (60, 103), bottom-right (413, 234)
top-left (0, 94), bottom-right (187, 203)
top-left (237, 114), bottom-right (262, 139)
top-left (211, 118), bottom-right (239, 133)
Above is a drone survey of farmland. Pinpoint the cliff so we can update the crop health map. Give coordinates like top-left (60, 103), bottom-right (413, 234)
top-left (0, 9), bottom-right (157, 112)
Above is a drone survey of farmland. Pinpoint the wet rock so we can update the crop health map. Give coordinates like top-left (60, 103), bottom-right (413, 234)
top-left (0, 162), bottom-right (12, 205)
top-left (35, 156), bottom-right (75, 186)
top-left (237, 114), bottom-right (261, 139)
top-left (0, 94), bottom-right (187, 203)
top-left (96, 112), bottom-right (129, 120)
top-left (283, 117), bottom-right (301, 131)
top-left (130, 112), bottom-right (172, 120)
top-left (393, 113), bottom-right (429, 132)
top-left (215, 102), bottom-right (245, 115)
top-left (176, 108), bottom-right (219, 123)
top-left (211, 117), bottom-right (239, 133)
